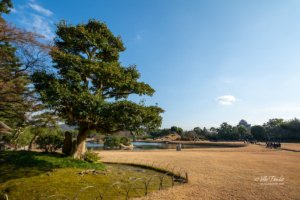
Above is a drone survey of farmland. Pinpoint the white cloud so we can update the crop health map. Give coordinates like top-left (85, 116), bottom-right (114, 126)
top-left (28, 3), bottom-right (53, 16)
top-left (13, 1), bottom-right (55, 41)
top-left (216, 95), bottom-right (236, 105)
top-left (20, 14), bottom-right (54, 40)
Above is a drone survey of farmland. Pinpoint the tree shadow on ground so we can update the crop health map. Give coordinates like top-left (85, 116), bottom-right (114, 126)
top-left (0, 151), bottom-right (63, 183)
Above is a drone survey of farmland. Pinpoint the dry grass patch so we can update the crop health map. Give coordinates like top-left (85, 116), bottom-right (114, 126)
top-left (98, 144), bottom-right (300, 200)
top-left (281, 143), bottom-right (300, 152)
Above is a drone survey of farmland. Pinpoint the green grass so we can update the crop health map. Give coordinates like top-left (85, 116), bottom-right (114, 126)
top-left (0, 151), bottom-right (105, 183)
top-left (0, 151), bottom-right (177, 200)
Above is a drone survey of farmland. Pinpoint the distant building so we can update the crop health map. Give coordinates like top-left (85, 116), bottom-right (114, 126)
top-left (238, 119), bottom-right (251, 129)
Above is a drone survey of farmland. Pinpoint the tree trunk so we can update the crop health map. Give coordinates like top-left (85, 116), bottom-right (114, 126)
top-left (73, 128), bottom-right (89, 159)
top-left (28, 133), bottom-right (38, 151)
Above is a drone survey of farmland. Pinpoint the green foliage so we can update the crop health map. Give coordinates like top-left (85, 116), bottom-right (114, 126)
top-left (103, 135), bottom-right (120, 149)
top-left (263, 118), bottom-right (284, 130)
top-left (32, 20), bottom-right (163, 132)
top-left (0, 0), bottom-right (12, 14)
top-left (120, 136), bottom-right (131, 145)
top-left (0, 151), bottom-right (105, 175)
top-left (193, 127), bottom-right (202, 134)
top-left (150, 126), bottom-right (183, 138)
top-left (0, 41), bottom-right (31, 128)
top-left (272, 119), bottom-right (300, 141)
top-left (0, 151), bottom-right (176, 200)
top-left (218, 123), bottom-right (235, 140)
top-left (36, 129), bottom-right (64, 152)
top-left (181, 118), bottom-right (300, 142)
top-left (181, 131), bottom-right (199, 141)
top-left (32, 19), bottom-right (163, 157)
top-left (251, 125), bottom-right (266, 141)
top-left (10, 127), bottom-right (34, 147)
top-left (83, 151), bottom-right (99, 163)
top-left (0, 0), bottom-right (45, 129)
top-left (170, 126), bottom-right (183, 135)
top-left (236, 125), bottom-right (251, 140)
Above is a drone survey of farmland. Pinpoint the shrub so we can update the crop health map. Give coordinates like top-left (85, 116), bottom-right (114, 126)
top-left (84, 151), bottom-right (99, 163)
top-left (120, 136), bottom-right (131, 146)
top-left (36, 131), bottom-right (64, 153)
top-left (181, 131), bottom-right (199, 141)
top-left (103, 135), bottom-right (120, 149)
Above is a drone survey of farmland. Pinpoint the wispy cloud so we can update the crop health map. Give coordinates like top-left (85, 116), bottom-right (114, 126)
top-left (28, 2), bottom-right (53, 16)
top-left (216, 95), bottom-right (236, 105)
top-left (12, 0), bottom-right (55, 41)
top-left (20, 13), bottom-right (55, 40)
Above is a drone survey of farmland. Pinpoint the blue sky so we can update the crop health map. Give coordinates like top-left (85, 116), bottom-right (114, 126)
top-left (6, 0), bottom-right (300, 129)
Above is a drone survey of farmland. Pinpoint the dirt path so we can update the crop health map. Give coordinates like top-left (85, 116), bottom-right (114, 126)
top-left (97, 145), bottom-right (300, 200)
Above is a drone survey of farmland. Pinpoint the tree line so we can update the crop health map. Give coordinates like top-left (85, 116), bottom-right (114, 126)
top-left (150, 118), bottom-right (300, 142)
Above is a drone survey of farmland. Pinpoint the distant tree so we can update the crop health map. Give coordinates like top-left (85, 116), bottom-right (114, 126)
top-left (103, 135), bottom-right (120, 149)
top-left (193, 127), bottom-right (202, 134)
top-left (32, 20), bottom-right (163, 159)
top-left (279, 119), bottom-right (300, 141)
top-left (263, 118), bottom-right (284, 140)
top-left (238, 125), bottom-right (254, 140)
top-left (181, 131), bottom-right (199, 141)
top-left (263, 119), bottom-right (284, 130)
top-left (203, 127), bottom-right (208, 134)
top-left (251, 125), bottom-right (266, 141)
top-left (209, 127), bottom-right (218, 133)
top-left (230, 126), bottom-right (240, 140)
top-left (170, 126), bottom-right (183, 135)
top-left (218, 122), bottom-right (234, 140)
top-left (193, 127), bottom-right (206, 139)
top-left (202, 127), bottom-right (217, 141)
top-left (26, 111), bottom-right (59, 150)
top-left (120, 136), bottom-right (131, 146)
top-left (35, 127), bottom-right (64, 153)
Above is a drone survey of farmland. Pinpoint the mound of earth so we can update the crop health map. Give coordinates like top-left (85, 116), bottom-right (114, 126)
top-left (156, 133), bottom-right (181, 141)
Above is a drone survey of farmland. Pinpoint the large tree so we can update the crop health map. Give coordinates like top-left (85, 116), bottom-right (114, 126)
top-left (32, 20), bottom-right (163, 158)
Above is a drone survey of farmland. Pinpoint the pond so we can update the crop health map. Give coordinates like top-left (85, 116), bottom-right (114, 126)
top-left (87, 141), bottom-right (246, 150)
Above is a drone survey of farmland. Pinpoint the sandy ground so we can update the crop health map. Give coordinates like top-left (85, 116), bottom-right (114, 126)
top-left (97, 144), bottom-right (300, 200)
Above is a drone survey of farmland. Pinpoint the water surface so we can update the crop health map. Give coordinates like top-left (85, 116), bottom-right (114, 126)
top-left (87, 141), bottom-right (244, 150)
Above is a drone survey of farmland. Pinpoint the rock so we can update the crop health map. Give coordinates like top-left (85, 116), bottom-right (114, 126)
top-left (62, 131), bottom-right (73, 155)
top-left (78, 169), bottom-right (106, 176)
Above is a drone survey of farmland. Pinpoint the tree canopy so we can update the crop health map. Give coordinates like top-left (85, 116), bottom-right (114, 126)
top-left (32, 20), bottom-right (163, 158)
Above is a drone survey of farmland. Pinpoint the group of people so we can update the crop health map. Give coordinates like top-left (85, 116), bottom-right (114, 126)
top-left (266, 141), bottom-right (281, 149)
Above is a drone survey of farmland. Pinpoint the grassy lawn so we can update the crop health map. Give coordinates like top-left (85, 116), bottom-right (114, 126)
top-left (0, 151), bottom-right (176, 200)
top-left (98, 144), bottom-right (300, 200)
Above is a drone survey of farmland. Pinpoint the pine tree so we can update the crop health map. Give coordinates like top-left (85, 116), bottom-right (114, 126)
top-left (32, 20), bottom-right (163, 158)
top-left (0, 0), bottom-right (30, 127)
top-left (0, 0), bottom-right (47, 128)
